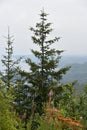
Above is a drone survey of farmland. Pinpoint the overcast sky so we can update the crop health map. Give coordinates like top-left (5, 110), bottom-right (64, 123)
top-left (0, 0), bottom-right (87, 56)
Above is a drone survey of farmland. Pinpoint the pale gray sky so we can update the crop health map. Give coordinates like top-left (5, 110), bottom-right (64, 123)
top-left (0, 0), bottom-right (87, 56)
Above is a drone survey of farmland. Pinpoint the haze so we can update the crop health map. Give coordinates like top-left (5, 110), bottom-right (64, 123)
top-left (0, 0), bottom-right (87, 56)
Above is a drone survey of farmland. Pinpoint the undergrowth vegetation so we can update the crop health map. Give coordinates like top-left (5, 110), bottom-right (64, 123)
top-left (0, 10), bottom-right (87, 130)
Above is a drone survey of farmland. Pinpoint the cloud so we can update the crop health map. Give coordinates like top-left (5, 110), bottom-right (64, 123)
top-left (76, 0), bottom-right (87, 7)
top-left (0, 0), bottom-right (87, 55)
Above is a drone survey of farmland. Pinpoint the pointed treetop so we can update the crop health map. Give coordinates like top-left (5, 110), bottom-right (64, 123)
top-left (40, 9), bottom-right (48, 21)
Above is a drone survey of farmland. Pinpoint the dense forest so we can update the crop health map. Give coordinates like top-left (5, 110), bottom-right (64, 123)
top-left (0, 10), bottom-right (87, 130)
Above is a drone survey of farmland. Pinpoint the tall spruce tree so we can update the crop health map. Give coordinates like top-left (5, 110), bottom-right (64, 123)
top-left (15, 10), bottom-right (70, 121)
top-left (1, 28), bottom-right (20, 90)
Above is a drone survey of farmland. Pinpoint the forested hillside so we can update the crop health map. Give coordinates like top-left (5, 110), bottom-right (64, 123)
top-left (59, 56), bottom-right (87, 85)
top-left (0, 10), bottom-right (87, 130)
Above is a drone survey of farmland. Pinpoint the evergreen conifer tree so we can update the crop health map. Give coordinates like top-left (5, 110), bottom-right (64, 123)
top-left (1, 28), bottom-right (20, 90)
top-left (15, 10), bottom-right (70, 121)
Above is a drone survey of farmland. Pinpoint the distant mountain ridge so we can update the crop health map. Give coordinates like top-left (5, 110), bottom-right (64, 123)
top-left (59, 55), bottom-right (87, 66)
top-left (22, 55), bottom-right (87, 85)
top-left (0, 55), bottom-right (87, 85)
top-left (59, 55), bottom-right (87, 85)
top-left (62, 62), bottom-right (87, 84)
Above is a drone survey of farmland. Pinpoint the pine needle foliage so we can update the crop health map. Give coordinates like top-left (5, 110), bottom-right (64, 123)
top-left (1, 28), bottom-right (20, 90)
top-left (16, 9), bottom-right (70, 121)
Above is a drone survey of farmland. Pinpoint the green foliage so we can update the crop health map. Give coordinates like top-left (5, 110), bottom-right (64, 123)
top-left (77, 85), bottom-right (87, 129)
top-left (0, 79), bottom-right (26, 130)
top-left (27, 113), bottom-right (62, 130)
top-left (1, 10), bottom-right (87, 130)
top-left (27, 113), bottom-right (83, 130)
top-left (37, 117), bottom-right (59, 130)
top-left (0, 85), bottom-right (16, 129)
top-left (58, 83), bottom-right (80, 118)
top-left (1, 28), bottom-right (20, 90)
top-left (15, 10), bottom-right (70, 125)
top-left (56, 83), bottom-right (87, 129)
